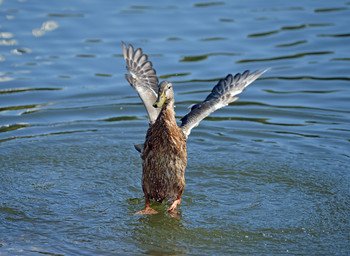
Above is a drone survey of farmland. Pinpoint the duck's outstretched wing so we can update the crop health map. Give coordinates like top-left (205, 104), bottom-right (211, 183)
top-left (122, 42), bottom-right (160, 125)
top-left (180, 69), bottom-right (268, 137)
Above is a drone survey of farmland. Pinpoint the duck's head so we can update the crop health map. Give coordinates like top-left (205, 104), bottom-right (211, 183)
top-left (153, 81), bottom-right (174, 108)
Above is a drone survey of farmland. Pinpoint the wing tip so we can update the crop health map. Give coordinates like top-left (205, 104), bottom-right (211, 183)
top-left (255, 67), bottom-right (270, 76)
top-left (227, 67), bottom-right (270, 79)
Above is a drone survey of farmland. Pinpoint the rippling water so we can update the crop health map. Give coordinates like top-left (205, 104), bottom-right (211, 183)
top-left (1, 0), bottom-right (349, 255)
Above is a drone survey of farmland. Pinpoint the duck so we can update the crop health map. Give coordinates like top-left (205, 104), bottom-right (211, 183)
top-left (122, 42), bottom-right (267, 214)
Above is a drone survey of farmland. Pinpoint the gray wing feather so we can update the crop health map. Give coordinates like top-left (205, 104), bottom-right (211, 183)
top-left (122, 41), bottom-right (160, 124)
top-left (180, 69), bottom-right (268, 137)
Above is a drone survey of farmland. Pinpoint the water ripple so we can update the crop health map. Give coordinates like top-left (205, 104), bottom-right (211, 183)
top-left (0, 123), bottom-right (31, 133)
top-left (317, 33), bottom-right (350, 37)
top-left (0, 88), bottom-right (61, 95)
top-left (0, 103), bottom-right (52, 113)
top-left (194, 2), bottom-right (225, 7)
top-left (314, 7), bottom-right (348, 13)
top-left (275, 40), bottom-right (308, 48)
top-left (180, 52), bottom-right (239, 62)
top-left (0, 0), bottom-right (349, 255)
top-left (266, 75), bottom-right (350, 81)
top-left (248, 23), bottom-right (333, 38)
top-left (32, 21), bottom-right (59, 37)
top-left (236, 51), bottom-right (333, 63)
top-left (47, 13), bottom-right (84, 18)
top-left (264, 89), bottom-right (340, 94)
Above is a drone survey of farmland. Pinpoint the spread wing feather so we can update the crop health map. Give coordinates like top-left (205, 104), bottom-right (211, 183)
top-left (122, 41), bottom-right (160, 124)
top-left (180, 69), bottom-right (268, 137)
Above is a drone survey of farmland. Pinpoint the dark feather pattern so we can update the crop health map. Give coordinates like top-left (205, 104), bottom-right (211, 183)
top-left (122, 42), bottom-right (159, 91)
top-left (141, 107), bottom-right (187, 203)
top-left (180, 69), bottom-right (268, 137)
top-left (122, 42), bottom-right (161, 124)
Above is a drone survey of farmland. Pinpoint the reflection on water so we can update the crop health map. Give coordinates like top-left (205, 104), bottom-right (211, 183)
top-left (180, 52), bottom-right (238, 62)
top-left (237, 51), bottom-right (333, 63)
top-left (32, 21), bottom-right (59, 37)
top-left (248, 23), bottom-right (334, 37)
top-left (0, 0), bottom-right (349, 255)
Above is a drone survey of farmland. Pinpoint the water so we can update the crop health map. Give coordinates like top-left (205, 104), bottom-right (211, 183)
top-left (1, 0), bottom-right (349, 255)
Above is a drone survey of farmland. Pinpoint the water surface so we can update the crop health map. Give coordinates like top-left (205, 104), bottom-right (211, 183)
top-left (0, 0), bottom-right (349, 255)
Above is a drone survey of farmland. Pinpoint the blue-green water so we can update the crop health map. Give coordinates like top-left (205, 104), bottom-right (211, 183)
top-left (1, 0), bottom-right (349, 255)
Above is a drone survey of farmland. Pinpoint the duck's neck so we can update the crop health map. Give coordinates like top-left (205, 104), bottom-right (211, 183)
top-left (158, 103), bottom-right (176, 125)
top-left (164, 99), bottom-right (175, 110)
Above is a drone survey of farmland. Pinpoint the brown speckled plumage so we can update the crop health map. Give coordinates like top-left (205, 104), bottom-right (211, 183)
top-left (142, 107), bottom-right (187, 204)
top-left (122, 41), bottom-right (267, 214)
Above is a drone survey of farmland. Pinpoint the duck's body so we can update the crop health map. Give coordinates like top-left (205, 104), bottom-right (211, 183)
top-left (122, 41), bottom-right (267, 214)
top-left (142, 106), bottom-right (187, 211)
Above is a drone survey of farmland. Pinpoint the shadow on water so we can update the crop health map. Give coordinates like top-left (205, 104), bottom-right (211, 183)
top-left (130, 213), bottom-right (190, 255)
top-left (124, 195), bottom-right (191, 254)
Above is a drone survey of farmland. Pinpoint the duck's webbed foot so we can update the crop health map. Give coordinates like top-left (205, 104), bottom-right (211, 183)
top-left (135, 206), bottom-right (158, 215)
top-left (167, 198), bottom-right (181, 213)
top-left (135, 198), bottom-right (158, 215)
